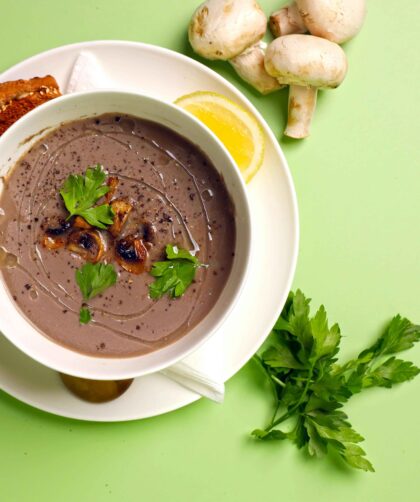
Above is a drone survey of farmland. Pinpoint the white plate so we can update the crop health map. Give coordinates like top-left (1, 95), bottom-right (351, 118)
top-left (0, 41), bottom-right (298, 421)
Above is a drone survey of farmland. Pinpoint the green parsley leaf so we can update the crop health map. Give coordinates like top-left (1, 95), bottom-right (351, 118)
top-left (290, 416), bottom-right (308, 449)
top-left (362, 357), bottom-right (420, 389)
top-left (251, 429), bottom-right (288, 441)
top-left (310, 306), bottom-right (341, 361)
top-left (340, 444), bottom-right (375, 472)
top-left (166, 245), bottom-right (199, 264)
top-left (307, 410), bottom-right (364, 443)
top-left (357, 315), bottom-right (420, 362)
top-left (262, 342), bottom-right (305, 370)
top-left (251, 290), bottom-right (419, 472)
top-left (79, 307), bottom-right (92, 324)
top-left (59, 164), bottom-right (114, 229)
top-left (280, 382), bottom-right (305, 407)
top-left (304, 420), bottom-right (328, 457)
top-left (287, 290), bottom-right (314, 363)
top-left (310, 373), bottom-right (352, 403)
top-left (149, 244), bottom-right (202, 299)
top-left (76, 262), bottom-right (117, 300)
top-left (79, 204), bottom-right (114, 229)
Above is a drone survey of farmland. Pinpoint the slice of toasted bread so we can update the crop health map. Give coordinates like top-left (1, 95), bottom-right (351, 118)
top-left (0, 75), bottom-right (61, 136)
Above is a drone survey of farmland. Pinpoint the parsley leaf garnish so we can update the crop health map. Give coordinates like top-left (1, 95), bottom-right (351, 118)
top-left (76, 262), bottom-right (118, 300)
top-left (79, 307), bottom-right (92, 324)
top-left (252, 290), bottom-right (420, 472)
top-left (75, 262), bottom-right (118, 324)
top-left (60, 164), bottom-right (114, 229)
top-left (149, 244), bottom-right (202, 299)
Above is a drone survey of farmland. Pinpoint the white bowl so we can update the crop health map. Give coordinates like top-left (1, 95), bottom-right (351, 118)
top-left (0, 90), bottom-right (252, 380)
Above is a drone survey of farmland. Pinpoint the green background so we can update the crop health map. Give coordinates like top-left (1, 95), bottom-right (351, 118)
top-left (1, 0), bottom-right (419, 500)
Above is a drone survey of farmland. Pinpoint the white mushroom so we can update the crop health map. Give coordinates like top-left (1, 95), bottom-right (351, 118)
top-left (189, 0), bottom-right (283, 94)
top-left (229, 41), bottom-right (285, 95)
top-left (269, 3), bottom-right (306, 38)
top-left (269, 0), bottom-right (367, 44)
top-left (265, 35), bottom-right (348, 139)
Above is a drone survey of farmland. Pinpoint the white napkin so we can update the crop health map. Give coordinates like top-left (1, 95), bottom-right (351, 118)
top-left (66, 52), bottom-right (117, 92)
top-left (65, 52), bottom-right (224, 402)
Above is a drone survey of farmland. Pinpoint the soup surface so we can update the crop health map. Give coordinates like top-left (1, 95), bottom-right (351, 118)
top-left (0, 113), bottom-right (236, 357)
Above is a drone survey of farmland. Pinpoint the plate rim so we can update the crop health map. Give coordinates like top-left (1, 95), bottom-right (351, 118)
top-left (0, 40), bottom-right (299, 421)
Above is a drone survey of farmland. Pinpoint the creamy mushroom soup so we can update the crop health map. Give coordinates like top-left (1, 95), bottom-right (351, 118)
top-left (0, 113), bottom-right (236, 357)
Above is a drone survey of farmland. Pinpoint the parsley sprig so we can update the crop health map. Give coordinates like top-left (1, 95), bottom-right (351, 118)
top-left (252, 290), bottom-right (420, 472)
top-left (60, 164), bottom-right (114, 229)
top-left (75, 262), bottom-right (117, 324)
top-left (149, 245), bottom-right (202, 299)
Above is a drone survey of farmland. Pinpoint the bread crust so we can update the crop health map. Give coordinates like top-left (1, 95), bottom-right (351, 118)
top-left (0, 75), bottom-right (61, 135)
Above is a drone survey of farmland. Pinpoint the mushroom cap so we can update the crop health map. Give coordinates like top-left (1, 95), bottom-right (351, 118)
top-left (189, 0), bottom-right (267, 60)
top-left (265, 34), bottom-right (348, 89)
top-left (296, 0), bottom-right (367, 44)
top-left (230, 42), bottom-right (284, 94)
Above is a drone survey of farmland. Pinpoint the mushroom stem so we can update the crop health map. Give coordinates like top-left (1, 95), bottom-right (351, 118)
top-left (269, 3), bottom-right (306, 38)
top-left (265, 35), bottom-right (347, 139)
top-left (229, 42), bottom-right (284, 95)
top-left (285, 85), bottom-right (318, 139)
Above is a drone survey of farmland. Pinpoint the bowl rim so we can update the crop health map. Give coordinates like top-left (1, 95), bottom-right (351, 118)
top-left (0, 89), bottom-right (252, 379)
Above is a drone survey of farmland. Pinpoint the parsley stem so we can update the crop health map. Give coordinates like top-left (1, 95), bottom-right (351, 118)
top-left (269, 401), bottom-right (281, 427)
top-left (253, 355), bottom-right (278, 396)
top-left (267, 375), bottom-right (285, 424)
top-left (271, 375), bottom-right (286, 388)
top-left (253, 356), bottom-right (281, 426)
top-left (265, 366), bottom-right (314, 432)
top-left (266, 410), bottom-right (293, 431)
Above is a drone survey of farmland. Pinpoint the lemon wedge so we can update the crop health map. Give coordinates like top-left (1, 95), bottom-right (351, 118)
top-left (175, 91), bottom-right (264, 183)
